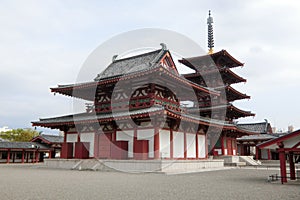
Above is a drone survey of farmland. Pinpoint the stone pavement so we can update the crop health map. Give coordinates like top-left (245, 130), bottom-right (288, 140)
top-left (0, 164), bottom-right (299, 200)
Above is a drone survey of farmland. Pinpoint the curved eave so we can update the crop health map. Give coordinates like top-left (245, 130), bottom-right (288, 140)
top-left (234, 127), bottom-right (261, 136)
top-left (32, 109), bottom-right (165, 129)
top-left (33, 108), bottom-right (237, 130)
top-left (213, 49), bottom-right (244, 68)
top-left (51, 66), bottom-right (220, 100)
top-left (228, 105), bottom-right (255, 118)
top-left (183, 68), bottom-right (246, 85)
top-left (190, 104), bottom-right (254, 119)
top-left (219, 85), bottom-right (250, 102)
top-left (227, 86), bottom-right (250, 100)
top-left (179, 49), bottom-right (244, 70)
top-left (224, 68), bottom-right (247, 84)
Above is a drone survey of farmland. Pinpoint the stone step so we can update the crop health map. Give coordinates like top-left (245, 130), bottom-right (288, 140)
top-left (225, 162), bottom-right (246, 167)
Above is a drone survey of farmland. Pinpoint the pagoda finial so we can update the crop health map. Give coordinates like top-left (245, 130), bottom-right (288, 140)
top-left (207, 10), bottom-right (214, 54)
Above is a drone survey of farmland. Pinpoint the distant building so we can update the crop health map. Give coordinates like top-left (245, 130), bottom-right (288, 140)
top-left (31, 134), bottom-right (63, 158)
top-left (237, 120), bottom-right (276, 160)
top-left (0, 134), bottom-right (63, 164)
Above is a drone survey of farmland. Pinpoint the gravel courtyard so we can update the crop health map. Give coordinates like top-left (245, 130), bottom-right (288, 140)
top-left (0, 165), bottom-right (299, 200)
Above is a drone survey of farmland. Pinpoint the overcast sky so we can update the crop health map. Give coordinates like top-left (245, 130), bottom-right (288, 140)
top-left (1, 0), bottom-right (300, 133)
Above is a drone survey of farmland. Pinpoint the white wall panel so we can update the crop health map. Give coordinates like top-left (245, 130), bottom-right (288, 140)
top-left (198, 134), bottom-right (206, 158)
top-left (137, 129), bottom-right (154, 158)
top-left (233, 149), bottom-right (236, 156)
top-left (186, 133), bottom-right (196, 158)
top-left (159, 129), bottom-right (170, 158)
top-left (224, 149), bottom-right (228, 155)
top-left (173, 131), bottom-right (184, 158)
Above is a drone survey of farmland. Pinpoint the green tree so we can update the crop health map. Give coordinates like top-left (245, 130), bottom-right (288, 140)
top-left (0, 128), bottom-right (40, 142)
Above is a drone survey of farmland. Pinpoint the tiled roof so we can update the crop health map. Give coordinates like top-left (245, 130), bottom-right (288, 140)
top-left (33, 105), bottom-right (241, 129)
top-left (237, 134), bottom-right (277, 141)
top-left (237, 121), bottom-right (270, 133)
top-left (179, 49), bottom-right (244, 71)
top-left (0, 142), bottom-right (50, 150)
top-left (39, 134), bottom-right (64, 143)
top-left (33, 105), bottom-right (166, 125)
top-left (94, 49), bottom-right (165, 81)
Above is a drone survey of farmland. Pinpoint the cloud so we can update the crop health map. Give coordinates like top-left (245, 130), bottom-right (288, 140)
top-left (0, 0), bottom-right (300, 131)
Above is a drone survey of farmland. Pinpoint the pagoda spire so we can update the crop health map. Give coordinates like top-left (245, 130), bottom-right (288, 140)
top-left (207, 10), bottom-right (214, 54)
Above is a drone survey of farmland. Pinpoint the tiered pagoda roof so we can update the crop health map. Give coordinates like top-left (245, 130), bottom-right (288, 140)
top-left (184, 67), bottom-right (246, 85)
top-left (179, 49), bottom-right (254, 121)
top-left (33, 45), bottom-right (256, 137)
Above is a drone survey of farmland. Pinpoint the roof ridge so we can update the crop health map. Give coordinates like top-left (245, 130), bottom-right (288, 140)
top-left (112, 49), bottom-right (161, 63)
top-left (94, 48), bottom-right (167, 81)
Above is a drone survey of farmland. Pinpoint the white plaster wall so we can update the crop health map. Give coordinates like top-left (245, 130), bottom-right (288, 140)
top-left (173, 131), bottom-right (184, 158)
top-left (233, 149), bottom-right (236, 156)
top-left (224, 149), bottom-right (228, 155)
top-left (198, 135), bottom-right (206, 158)
top-left (116, 130), bottom-right (134, 158)
top-left (186, 133), bottom-right (196, 158)
top-left (66, 133), bottom-right (78, 157)
top-left (159, 129), bottom-right (170, 158)
top-left (137, 129), bottom-right (154, 158)
top-left (80, 132), bottom-right (95, 157)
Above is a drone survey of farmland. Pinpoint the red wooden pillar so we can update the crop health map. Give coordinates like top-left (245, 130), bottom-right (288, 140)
top-left (240, 144), bottom-right (244, 156)
top-left (184, 132), bottom-right (187, 159)
top-left (49, 151), bottom-right (52, 159)
top-left (289, 153), bottom-right (296, 180)
top-left (255, 147), bottom-right (259, 160)
top-left (94, 133), bottom-right (99, 158)
top-left (195, 133), bottom-right (199, 159)
top-left (21, 149), bottom-right (25, 163)
top-left (35, 150), bottom-right (39, 163)
top-left (6, 149), bottom-right (10, 164)
top-left (221, 136), bottom-right (224, 155)
top-left (279, 151), bottom-right (287, 183)
top-left (133, 128), bottom-right (137, 159)
top-left (154, 128), bottom-right (160, 159)
top-left (170, 129), bottom-right (173, 159)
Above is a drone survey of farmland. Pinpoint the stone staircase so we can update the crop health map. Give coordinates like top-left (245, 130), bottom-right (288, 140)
top-left (214, 156), bottom-right (262, 166)
top-left (239, 156), bottom-right (261, 166)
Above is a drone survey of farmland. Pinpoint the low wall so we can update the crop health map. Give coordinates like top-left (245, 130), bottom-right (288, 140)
top-left (44, 159), bottom-right (224, 173)
top-left (214, 156), bottom-right (239, 164)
